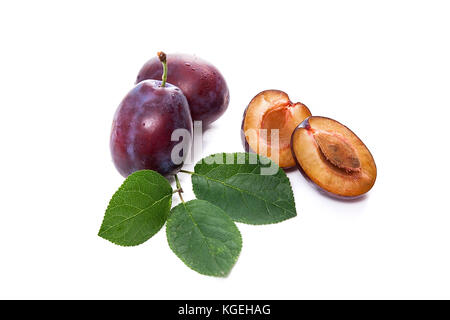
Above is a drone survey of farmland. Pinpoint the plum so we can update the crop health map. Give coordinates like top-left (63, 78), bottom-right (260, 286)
top-left (241, 90), bottom-right (311, 168)
top-left (110, 52), bottom-right (192, 177)
top-left (136, 53), bottom-right (229, 126)
top-left (291, 116), bottom-right (377, 198)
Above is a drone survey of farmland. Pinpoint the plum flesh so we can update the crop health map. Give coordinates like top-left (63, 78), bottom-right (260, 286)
top-left (110, 80), bottom-right (192, 177)
top-left (291, 116), bottom-right (376, 198)
top-left (136, 54), bottom-right (229, 126)
top-left (241, 90), bottom-right (311, 168)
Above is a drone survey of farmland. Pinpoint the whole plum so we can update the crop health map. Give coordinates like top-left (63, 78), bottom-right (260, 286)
top-left (136, 54), bottom-right (229, 126)
top-left (111, 53), bottom-right (192, 177)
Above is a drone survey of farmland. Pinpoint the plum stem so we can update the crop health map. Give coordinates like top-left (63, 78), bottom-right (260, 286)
top-left (157, 51), bottom-right (168, 87)
top-left (174, 174), bottom-right (184, 203)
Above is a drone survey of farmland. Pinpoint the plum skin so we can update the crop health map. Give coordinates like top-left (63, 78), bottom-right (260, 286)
top-left (110, 80), bottom-right (192, 177)
top-left (136, 54), bottom-right (229, 126)
top-left (240, 104), bottom-right (251, 155)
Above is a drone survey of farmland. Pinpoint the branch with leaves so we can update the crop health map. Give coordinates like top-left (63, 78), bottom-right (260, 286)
top-left (98, 153), bottom-right (297, 277)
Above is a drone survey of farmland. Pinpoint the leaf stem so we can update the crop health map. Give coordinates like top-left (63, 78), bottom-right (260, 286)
top-left (180, 169), bottom-right (195, 175)
top-left (174, 174), bottom-right (184, 203)
top-left (172, 188), bottom-right (183, 194)
top-left (157, 51), bottom-right (168, 87)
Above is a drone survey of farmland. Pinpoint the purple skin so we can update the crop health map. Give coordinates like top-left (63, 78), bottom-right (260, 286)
top-left (291, 117), bottom-right (364, 200)
top-left (136, 54), bottom-right (229, 126)
top-left (240, 105), bottom-right (250, 153)
top-left (110, 80), bottom-right (192, 177)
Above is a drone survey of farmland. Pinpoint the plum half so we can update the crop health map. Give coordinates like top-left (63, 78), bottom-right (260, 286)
top-left (136, 53), bottom-right (229, 126)
top-left (242, 90), bottom-right (311, 168)
top-left (291, 116), bottom-right (377, 198)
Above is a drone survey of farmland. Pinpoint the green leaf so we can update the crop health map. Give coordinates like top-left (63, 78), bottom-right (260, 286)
top-left (166, 200), bottom-right (242, 277)
top-left (98, 170), bottom-right (172, 246)
top-left (191, 152), bottom-right (296, 225)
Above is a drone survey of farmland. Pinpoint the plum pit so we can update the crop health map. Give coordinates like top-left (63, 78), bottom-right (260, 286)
top-left (313, 131), bottom-right (361, 173)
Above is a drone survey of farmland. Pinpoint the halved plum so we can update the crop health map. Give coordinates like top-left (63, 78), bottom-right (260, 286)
top-left (242, 90), bottom-right (312, 168)
top-left (291, 116), bottom-right (377, 198)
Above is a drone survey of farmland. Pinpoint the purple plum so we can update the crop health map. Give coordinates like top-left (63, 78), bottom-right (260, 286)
top-left (136, 53), bottom-right (229, 126)
top-left (111, 53), bottom-right (192, 177)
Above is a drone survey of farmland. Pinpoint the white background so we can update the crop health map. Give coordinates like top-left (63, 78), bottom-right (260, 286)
top-left (1, 0), bottom-right (449, 299)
